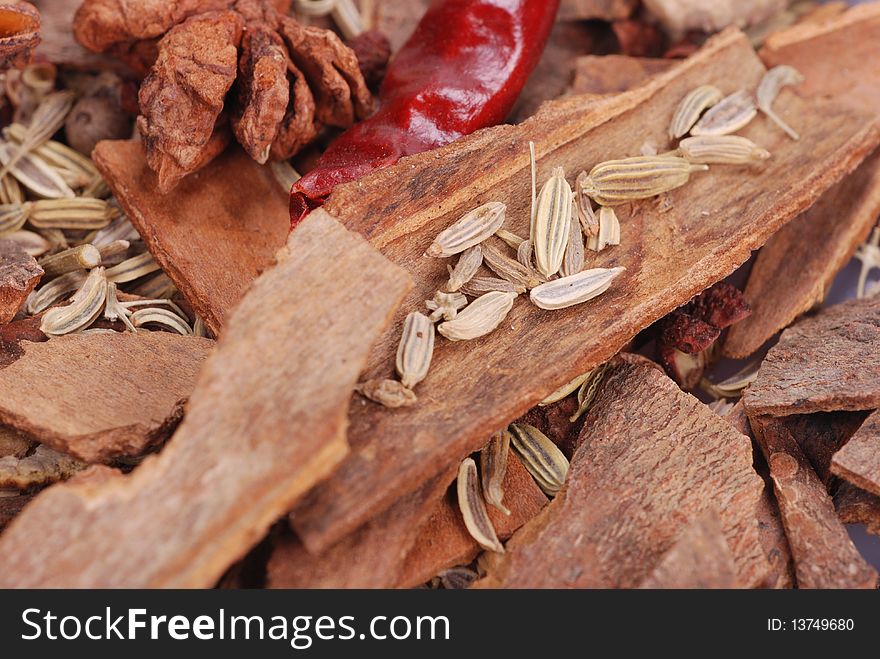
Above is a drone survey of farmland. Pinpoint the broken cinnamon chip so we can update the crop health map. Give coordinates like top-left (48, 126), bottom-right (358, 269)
top-left (0, 210), bottom-right (410, 587)
top-left (0, 444), bottom-right (85, 491)
top-left (835, 482), bottom-right (880, 538)
top-left (93, 141), bottom-right (289, 336)
top-left (0, 314), bottom-right (46, 368)
top-left (750, 415), bottom-right (878, 589)
top-left (638, 509), bottom-right (739, 589)
top-left (0, 2), bottom-right (40, 70)
top-left (831, 410), bottom-right (880, 499)
top-left (293, 29), bottom-right (880, 553)
top-left (744, 297), bottom-right (880, 417)
top-left (476, 360), bottom-right (768, 589)
top-left (0, 332), bottom-right (213, 464)
top-left (399, 452), bottom-right (548, 589)
top-left (267, 469), bottom-right (456, 589)
top-left (754, 484), bottom-right (795, 589)
top-left (0, 238), bottom-right (43, 323)
top-left (0, 426), bottom-right (32, 459)
top-left (725, 4), bottom-right (880, 358)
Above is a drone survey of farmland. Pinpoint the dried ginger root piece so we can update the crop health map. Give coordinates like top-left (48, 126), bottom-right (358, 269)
top-left (136, 10), bottom-right (243, 193)
top-left (232, 26), bottom-right (291, 164)
top-left (279, 16), bottom-right (372, 128)
top-left (73, 0), bottom-right (231, 53)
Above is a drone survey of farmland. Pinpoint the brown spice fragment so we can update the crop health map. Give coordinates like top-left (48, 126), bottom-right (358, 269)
top-left (93, 140), bottom-right (289, 336)
top-left (750, 415), bottom-right (878, 589)
top-left (611, 19), bottom-right (666, 58)
top-left (744, 297), bottom-right (880, 417)
top-left (559, 0), bottom-right (638, 22)
top-left (724, 6), bottom-right (880, 358)
top-left (638, 509), bottom-right (739, 589)
top-left (477, 361), bottom-right (768, 588)
top-left (0, 238), bottom-right (42, 323)
top-left (832, 410), bottom-right (880, 499)
top-left (691, 281), bottom-right (751, 329)
top-left (348, 29), bottom-right (391, 91)
top-left (267, 469), bottom-right (455, 589)
top-left (232, 26), bottom-right (290, 164)
top-left (0, 444), bottom-right (85, 491)
top-left (0, 314), bottom-right (46, 368)
top-left (754, 484), bottom-right (795, 588)
top-left (0, 332), bottom-right (213, 463)
top-left (137, 11), bottom-right (244, 193)
top-left (0, 492), bottom-right (34, 533)
top-left (659, 311), bottom-right (720, 354)
top-left (0, 210), bottom-right (410, 587)
top-left (569, 55), bottom-right (674, 96)
top-left (399, 453), bottom-right (547, 589)
top-left (0, 426), bottom-right (32, 459)
top-left (293, 29), bottom-right (880, 553)
top-left (835, 482), bottom-right (880, 537)
top-left (0, 2), bottom-right (40, 70)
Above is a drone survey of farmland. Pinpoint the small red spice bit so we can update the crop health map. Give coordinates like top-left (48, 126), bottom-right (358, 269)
top-left (691, 281), bottom-right (752, 329)
top-left (659, 311), bottom-right (721, 354)
top-left (290, 0), bottom-right (560, 225)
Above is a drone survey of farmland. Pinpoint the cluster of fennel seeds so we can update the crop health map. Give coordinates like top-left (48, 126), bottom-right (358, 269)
top-left (359, 64), bottom-right (805, 555)
top-left (0, 90), bottom-right (204, 337)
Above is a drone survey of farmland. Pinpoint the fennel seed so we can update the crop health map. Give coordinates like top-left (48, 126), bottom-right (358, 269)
top-left (457, 457), bottom-right (504, 553)
top-left (396, 311), bottom-right (435, 389)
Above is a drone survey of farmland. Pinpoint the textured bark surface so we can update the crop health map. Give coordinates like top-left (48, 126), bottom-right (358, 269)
top-left (726, 4), bottom-right (880, 358)
top-left (398, 453), bottom-right (548, 588)
top-left (744, 297), bottom-right (880, 417)
top-left (835, 482), bottom-right (880, 537)
top-left (638, 510), bottom-right (738, 589)
top-left (0, 239), bottom-right (42, 324)
top-left (750, 415), bottom-right (878, 589)
top-left (93, 141), bottom-right (290, 336)
top-left (267, 469), bottom-right (455, 589)
top-left (0, 211), bottom-right (410, 587)
top-left (0, 332), bottom-right (213, 463)
top-left (754, 485), bottom-right (795, 589)
top-left (476, 361), bottom-right (767, 588)
top-left (832, 410), bottom-right (880, 498)
top-left (293, 29), bottom-right (880, 553)
top-left (569, 55), bottom-right (674, 96)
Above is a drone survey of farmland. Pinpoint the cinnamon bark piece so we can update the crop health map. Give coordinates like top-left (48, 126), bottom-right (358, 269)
top-left (93, 141), bottom-right (290, 336)
top-left (638, 510), bottom-right (738, 589)
top-left (569, 55), bottom-right (674, 96)
top-left (0, 426), bottom-right (32, 459)
top-left (0, 332), bottom-right (213, 463)
top-left (0, 239), bottom-right (42, 324)
top-left (832, 410), bottom-right (880, 498)
top-left (0, 211), bottom-right (410, 588)
top-left (750, 415), bottom-right (878, 589)
top-left (744, 297), bottom-right (880, 417)
top-left (724, 5), bottom-right (880, 358)
top-left (267, 468), bottom-right (456, 589)
top-left (137, 11), bottom-right (244, 193)
top-left (835, 482), bottom-right (880, 537)
top-left (0, 315), bottom-right (45, 368)
top-left (293, 28), bottom-right (880, 553)
top-left (754, 485), bottom-right (795, 589)
top-left (398, 453), bottom-right (548, 588)
top-left (476, 361), bottom-right (768, 589)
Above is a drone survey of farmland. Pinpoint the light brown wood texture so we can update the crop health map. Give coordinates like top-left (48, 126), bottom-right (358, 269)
top-left (398, 452), bottom-right (548, 588)
top-left (267, 469), bottom-right (455, 589)
top-left (0, 426), bottom-right (32, 459)
top-left (476, 360), bottom-right (768, 588)
top-left (0, 239), bottom-right (42, 324)
top-left (638, 510), bottom-right (739, 589)
top-left (832, 410), bottom-right (880, 498)
top-left (755, 485), bottom-right (795, 589)
top-left (292, 28), bottom-right (880, 553)
top-left (725, 5), bottom-right (880, 358)
top-left (725, 154), bottom-right (880, 358)
top-left (744, 297), bottom-right (880, 417)
top-left (835, 482), bottom-right (880, 537)
top-left (750, 415), bottom-right (878, 589)
top-left (93, 141), bottom-right (290, 336)
top-left (0, 211), bottom-right (411, 587)
top-left (569, 55), bottom-right (674, 96)
top-left (0, 332), bottom-right (213, 463)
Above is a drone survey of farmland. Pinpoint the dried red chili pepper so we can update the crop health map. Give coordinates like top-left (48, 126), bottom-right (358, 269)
top-left (290, 0), bottom-right (560, 226)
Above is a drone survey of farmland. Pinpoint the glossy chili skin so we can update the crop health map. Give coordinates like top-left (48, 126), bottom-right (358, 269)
top-left (290, 0), bottom-right (560, 225)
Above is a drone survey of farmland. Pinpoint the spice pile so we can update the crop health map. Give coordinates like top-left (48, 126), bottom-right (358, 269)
top-left (1, 0), bottom-right (880, 589)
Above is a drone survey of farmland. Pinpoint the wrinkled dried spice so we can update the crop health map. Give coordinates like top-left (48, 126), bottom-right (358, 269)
top-left (348, 29), bottom-right (391, 91)
top-left (691, 281), bottom-right (752, 329)
top-left (659, 311), bottom-right (720, 354)
top-left (74, 0), bottom-right (370, 190)
top-left (0, 3), bottom-right (40, 69)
